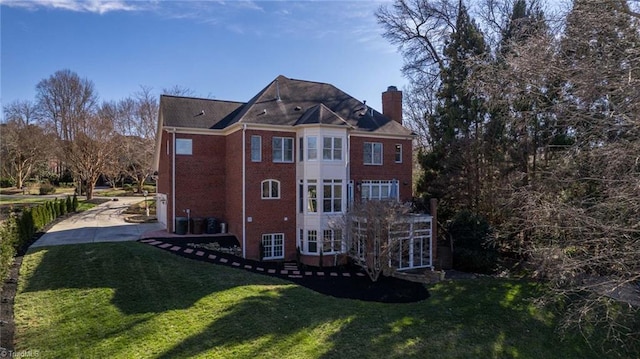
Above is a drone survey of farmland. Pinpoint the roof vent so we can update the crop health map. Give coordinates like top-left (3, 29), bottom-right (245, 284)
top-left (294, 106), bottom-right (302, 111)
top-left (258, 109), bottom-right (267, 116)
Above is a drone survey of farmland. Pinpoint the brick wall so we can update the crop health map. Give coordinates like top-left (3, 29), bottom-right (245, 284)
top-left (243, 129), bottom-right (297, 261)
top-left (157, 131), bottom-right (227, 232)
top-left (350, 136), bottom-right (413, 201)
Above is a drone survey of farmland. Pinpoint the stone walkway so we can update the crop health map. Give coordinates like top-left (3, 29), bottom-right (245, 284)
top-left (139, 238), bottom-right (367, 280)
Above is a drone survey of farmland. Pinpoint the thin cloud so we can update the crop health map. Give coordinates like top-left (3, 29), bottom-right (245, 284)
top-left (1, 0), bottom-right (139, 14)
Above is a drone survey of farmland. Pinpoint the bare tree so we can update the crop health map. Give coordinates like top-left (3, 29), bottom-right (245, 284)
top-left (492, 1), bottom-right (640, 353)
top-left (340, 200), bottom-right (412, 281)
top-left (64, 104), bottom-right (119, 200)
top-left (1, 101), bottom-right (52, 188)
top-left (114, 86), bottom-right (159, 193)
top-left (162, 85), bottom-right (195, 97)
top-left (0, 121), bottom-right (52, 189)
top-left (36, 69), bottom-right (98, 142)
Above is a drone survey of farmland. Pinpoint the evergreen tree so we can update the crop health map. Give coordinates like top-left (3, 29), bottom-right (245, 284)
top-left (417, 0), bottom-right (488, 219)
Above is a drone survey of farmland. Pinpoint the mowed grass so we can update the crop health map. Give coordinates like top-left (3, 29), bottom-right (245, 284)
top-left (15, 243), bottom-right (596, 359)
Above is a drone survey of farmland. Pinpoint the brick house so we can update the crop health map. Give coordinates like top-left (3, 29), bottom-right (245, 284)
top-left (153, 75), bottom-right (429, 267)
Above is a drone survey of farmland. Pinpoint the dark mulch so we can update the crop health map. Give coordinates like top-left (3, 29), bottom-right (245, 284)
top-left (142, 236), bottom-right (430, 304)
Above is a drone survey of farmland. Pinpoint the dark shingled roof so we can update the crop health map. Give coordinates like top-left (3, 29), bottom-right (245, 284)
top-left (159, 75), bottom-right (412, 136)
top-left (160, 95), bottom-right (245, 129)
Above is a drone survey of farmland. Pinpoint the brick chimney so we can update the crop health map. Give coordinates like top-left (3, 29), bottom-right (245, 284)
top-left (382, 86), bottom-right (403, 125)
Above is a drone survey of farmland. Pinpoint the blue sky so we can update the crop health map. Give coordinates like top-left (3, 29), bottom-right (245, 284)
top-left (1, 0), bottom-right (406, 121)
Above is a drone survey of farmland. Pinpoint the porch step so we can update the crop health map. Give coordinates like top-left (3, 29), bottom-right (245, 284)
top-left (283, 262), bottom-right (299, 271)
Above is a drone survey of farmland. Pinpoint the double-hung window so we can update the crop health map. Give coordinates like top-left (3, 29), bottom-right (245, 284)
top-left (395, 144), bottom-right (402, 163)
top-left (261, 179), bottom-right (280, 199)
top-left (307, 136), bottom-right (318, 160)
top-left (307, 230), bottom-right (318, 253)
top-left (322, 137), bottom-right (342, 160)
top-left (307, 180), bottom-right (318, 213)
top-left (323, 229), bottom-right (343, 254)
top-left (323, 179), bottom-right (343, 213)
top-left (273, 137), bottom-right (294, 163)
top-left (251, 136), bottom-right (262, 162)
top-left (262, 233), bottom-right (284, 259)
top-left (364, 142), bottom-right (382, 165)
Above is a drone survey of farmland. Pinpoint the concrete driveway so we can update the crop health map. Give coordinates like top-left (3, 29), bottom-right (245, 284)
top-left (30, 197), bottom-right (165, 248)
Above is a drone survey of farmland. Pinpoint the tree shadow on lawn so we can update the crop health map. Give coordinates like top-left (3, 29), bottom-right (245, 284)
top-left (155, 279), bottom-right (598, 359)
top-left (18, 243), bottom-right (596, 358)
top-left (20, 243), bottom-right (284, 315)
top-left (153, 237), bottom-right (429, 304)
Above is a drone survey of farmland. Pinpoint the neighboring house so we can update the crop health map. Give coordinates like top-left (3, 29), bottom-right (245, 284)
top-left (153, 75), bottom-right (431, 267)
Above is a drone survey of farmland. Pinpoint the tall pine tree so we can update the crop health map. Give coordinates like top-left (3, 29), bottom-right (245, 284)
top-left (417, 0), bottom-right (488, 220)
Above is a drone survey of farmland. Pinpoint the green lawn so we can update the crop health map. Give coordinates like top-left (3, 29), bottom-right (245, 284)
top-left (15, 243), bottom-right (597, 359)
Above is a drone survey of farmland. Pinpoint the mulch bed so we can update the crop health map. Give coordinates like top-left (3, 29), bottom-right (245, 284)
top-left (142, 236), bottom-right (430, 304)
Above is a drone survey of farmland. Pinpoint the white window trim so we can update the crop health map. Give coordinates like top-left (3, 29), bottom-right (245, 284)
top-left (273, 137), bottom-right (294, 163)
top-left (361, 180), bottom-right (399, 201)
top-left (307, 179), bottom-right (318, 213)
top-left (322, 179), bottom-right (343, 214)
top-left (175, 138), bottom-right (193, 155)
top-left (300, 227), bottom-right (344, 255)
top-left (322, 229), bottom-right (344, 254)
top-left (306, 229), bottom-right (318, 254)
top-left (395, 144), bottom-right (402, 163)
top-left (262, 233), bottom-right (285, 260)
top-left (364, 142), bottom-right (383, 165)
top-left (322, 136), bottom-right (343, 161)
top-left (261, 179), bottom-right (281, 199)
top-left (307, 136), bottom-right (318, 161)
top-left (251, 135), bottom-right (262, 162)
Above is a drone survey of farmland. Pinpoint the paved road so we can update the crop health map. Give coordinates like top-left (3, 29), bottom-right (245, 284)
top-left (30, 197), bottom-right (164, 248)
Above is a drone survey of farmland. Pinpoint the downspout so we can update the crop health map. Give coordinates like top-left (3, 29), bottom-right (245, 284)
top-left (242, 124), bottom-right (247, 258)
top-left (171, 129), bottom-right (176, 233)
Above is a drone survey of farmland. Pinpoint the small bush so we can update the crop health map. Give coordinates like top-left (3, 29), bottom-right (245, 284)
top-left (66, 196), bottom-right (73, 213)
top-left (448, 210), bottom-right (497, 274)
top-left (72, 194), bottom-right (78, 211)
top-left (123, 183), bottom-right (134, 193)
top-left (0, 197), bottom-right (74, 282)
top-left (39, 182), bottom-right (56, 195)
top-left (0, 177), bottom-right (15, 188)
top-left (142, 185), bottom-right (156, 194)
top-left (58, 199), bottom-right (66, 216)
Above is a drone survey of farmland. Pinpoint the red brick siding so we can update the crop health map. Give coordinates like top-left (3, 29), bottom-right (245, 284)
top-left (350, 136), bottom-right (413, 201)
top-left (156, 131), bottom-right (227, 232)
top-left (382, 89), bottom-right (403, 125)
top-left (243, 130), bottom-right (297, 261)
top-left (224, 130), bottom-right (243, 239)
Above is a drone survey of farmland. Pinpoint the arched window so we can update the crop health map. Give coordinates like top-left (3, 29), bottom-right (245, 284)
top-left (261, 179), bottom-right (280, 199)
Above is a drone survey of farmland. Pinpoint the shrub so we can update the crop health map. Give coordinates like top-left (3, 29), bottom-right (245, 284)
top-left (0, 198), bottom-right (75, 283)
top-left (0, 177), bottom-right (15, 188)
top-left (72, 194), bottom-right (78, 212)
top-left (0, 215), bottom-right (18, 282)
top-left (39, 182), bottom-right (56, 195)
top-left (58, 199), bottom-right (66, 216)
top-left (448, 210), bottom-right (497, 274)
top-left (123, 183), bottom-right (134, 193)
top-left (142, 185), bottom-right (156, 194)
top-left (66, 196), bottom-right (73, 213)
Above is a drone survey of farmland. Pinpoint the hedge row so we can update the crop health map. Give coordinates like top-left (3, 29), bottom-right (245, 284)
top-left (0, 195), bottom-right (78, 283)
